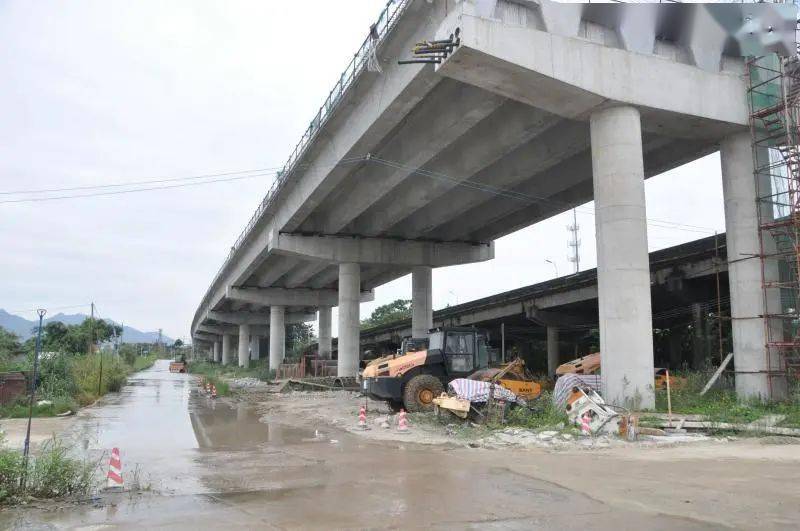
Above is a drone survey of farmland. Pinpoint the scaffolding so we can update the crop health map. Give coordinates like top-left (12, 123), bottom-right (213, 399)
top-left (747, 51), bottom-right (800, 396)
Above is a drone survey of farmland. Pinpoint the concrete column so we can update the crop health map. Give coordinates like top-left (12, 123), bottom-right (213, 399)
top-left (238, 324), bottom-right (250, 368)
top-left (546, 327), bottom-right (559, 378)
top-left (213, 341), bottom-right (221, 363)
top-left (318, 306), bottom-right (333, 359)
top-left (411, 266), bottom-right (433, 338)
top-left (250, 335), bottom-right (260, 361)
top-left (720, 132), bottom-right (786, 400)
top-left (590, 105), bottom-right (655, 410)
top-left (337, 262), bottom-right (360, 377)
top-left (668, 328), bottom-right (683, 370)
top-left (269, 306), bottom-right (286, 371)
top-left (222, 334), bottom-right (233, 365)
top-left (691, 303), bottom-right (705, 369)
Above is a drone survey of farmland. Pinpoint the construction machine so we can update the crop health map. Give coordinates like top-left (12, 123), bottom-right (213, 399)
top-left (361, 327), bottom-right (492, 412)
top-left (361, 328), bottom-right (541, 412)
top-left (555, 352), bottom-right (685, 389)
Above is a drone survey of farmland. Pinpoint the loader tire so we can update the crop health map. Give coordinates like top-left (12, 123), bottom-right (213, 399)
top-left (403, 374), bottom-right (444, 413)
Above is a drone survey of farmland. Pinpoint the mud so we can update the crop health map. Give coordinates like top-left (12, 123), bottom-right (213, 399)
top-left (2, 361), bottom-right (798, 530)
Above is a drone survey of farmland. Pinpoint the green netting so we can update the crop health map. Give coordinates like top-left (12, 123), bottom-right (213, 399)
top-left (749, 54), bottom-right (783, 114)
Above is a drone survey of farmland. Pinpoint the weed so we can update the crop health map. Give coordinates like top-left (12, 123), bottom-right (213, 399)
top-left (0, 437), bottom-right (98, 504)
top-left (506, 392), bottom-right (569, 430)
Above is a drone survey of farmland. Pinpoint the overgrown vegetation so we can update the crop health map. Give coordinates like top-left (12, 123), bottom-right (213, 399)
top-left (506, 392), bottom-right (570, 430)
top-left (655, 371), bottom-right (800, 429)
top-left (0, 437), bottom-right (97, 504)
top-left (188, 360), bottom-right (275, 394)
top-left (1, 323), bottom-right (158, 418)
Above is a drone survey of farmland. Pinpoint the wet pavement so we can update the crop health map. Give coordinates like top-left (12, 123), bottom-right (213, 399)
top-left (3, 361), bottom-right (723, 529)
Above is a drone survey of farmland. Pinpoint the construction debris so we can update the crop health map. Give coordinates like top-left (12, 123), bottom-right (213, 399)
top-left (564, 386), bottom-right (622, 435)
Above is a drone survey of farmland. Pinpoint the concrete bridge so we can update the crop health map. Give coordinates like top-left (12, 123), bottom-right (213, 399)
top-left (359, 233), bottom-right (729, 375)
top-left (192, 0), bottom-right (796, 408)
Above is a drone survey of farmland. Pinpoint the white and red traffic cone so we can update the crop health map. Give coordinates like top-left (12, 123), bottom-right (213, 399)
top-left (581, 412), bottom-right (592, 436)
top-left (358, 405), bottom-right (367, 430)
top-left (205, 382), bottom-right (211, 395)
top-left (397, 409), bottom-right (409, 433)
top-left (106, 447), bottom-right (123, 489)
top-left (211, 385), bottom-right (217, 399)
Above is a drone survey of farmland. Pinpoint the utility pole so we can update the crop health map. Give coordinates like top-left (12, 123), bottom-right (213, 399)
top-left (22, 308), bottom-right (46, 488)
top-left (157, 328), bottom-right (163, 354)
top-left (88, 302), bottom-right (95, 355)
top-left (567, 208), bottom-right (580, 274)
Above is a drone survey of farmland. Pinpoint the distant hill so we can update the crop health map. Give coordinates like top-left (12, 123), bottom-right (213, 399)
top-left (0, 309), bottom-right (173, 344)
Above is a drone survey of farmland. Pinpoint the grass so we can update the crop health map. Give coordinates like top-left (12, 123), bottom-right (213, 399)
top-left (0, 396), bottom-right (78, 419)
top-left (0, 437), bottom-right (98, 504)
top-left (654, 371), bottom-right (800, 429)
top-left (187, 359), bottom-right (275, 397)
top-left (505, 392), bottom-right (570, 431)
top-left (132, 354), bottom-right (158, 371)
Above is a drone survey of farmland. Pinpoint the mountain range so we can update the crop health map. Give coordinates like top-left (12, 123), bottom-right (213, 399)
top-left (0, 309), bottom-right (173, 344)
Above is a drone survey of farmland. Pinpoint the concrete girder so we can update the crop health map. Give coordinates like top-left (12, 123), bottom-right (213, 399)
top-left (438, 135), bottom-right (675, 242)
top-left (269, 232), bottom-right (494, 267)
top-left (350, 102), bottom-right (561, 238)
top-left (283, 261), bottom-right (329, 288)
top-left (207, 310), bottom-right (314, 325)
top-left (196, 323), bottom-right (238, 336)
top-left (248, 257), bottom-right (299, 288)
top-left (226, 286), bottom-right (374, 308)
top-left (391, 119), bottom-right (590, 239)
top-left (311, 80), bottom-right (506, 235)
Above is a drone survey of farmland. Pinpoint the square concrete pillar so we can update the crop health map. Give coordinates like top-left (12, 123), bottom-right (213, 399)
top-left (720, 132), bottom-right (787, 400)
top-left (546, 326), bottom-right (559, 378)
top-left (250, 335), bottom-right (260, 361)
top-left (222, 334), bottom-right (234, 365)
top-left (269, 306), bottom-right (285, 372)
top-left (318, 306), bottom-right (333, 360)
top-left (337, 263), bottom-right (360, 377)
top-left (238, 324), bottom-right (250, 368)
top-left (590, 105), bottom-right (655, 410)
top-left (412, 266), bottom-right (433, 339)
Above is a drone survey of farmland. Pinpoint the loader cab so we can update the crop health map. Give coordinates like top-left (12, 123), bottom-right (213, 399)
top-left (427, 327), bottom-right (490, 377)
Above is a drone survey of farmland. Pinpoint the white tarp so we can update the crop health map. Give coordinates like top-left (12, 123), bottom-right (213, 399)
top-left (448, 378), bottom-right (523, 404)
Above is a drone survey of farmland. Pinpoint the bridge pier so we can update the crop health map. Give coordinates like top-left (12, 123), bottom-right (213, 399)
top-left (338, 263), bottom-right (361, 377)
top-left (547, 326), bottom-right (559, 378)
top-left (238, 324), bottom-right (250, 368)
top-left (412, 266), bottom-right (433, 339)
top-left (213, 340), bottom-right (221, 363)
top-left (318, 306), bottom-right (332, 360)
top-left (591, 105), bottom-right (655, 410)
top-left (250, 334), bottom-right (260, 361)
top-left (269, 306), bottom-right (285, 371)
top-left (720, 131), bottom-right (787, 401)
top-left (222, 333), bottom-right (234, 365)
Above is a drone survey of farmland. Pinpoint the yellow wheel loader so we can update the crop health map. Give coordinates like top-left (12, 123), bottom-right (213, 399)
top-left (360, 328), bottom-right (541, 412)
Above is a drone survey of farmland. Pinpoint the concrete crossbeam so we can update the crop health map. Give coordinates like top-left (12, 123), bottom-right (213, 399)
top-left (226, 286), bottom-right (373, 307)
top-left (207, 310), bottom-right (314, 326)
top-left (269, 232), bottom-right (494, 267)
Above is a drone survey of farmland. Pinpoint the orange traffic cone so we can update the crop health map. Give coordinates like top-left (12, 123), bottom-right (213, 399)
top-left (211, 385), bottom-right (218, 399)
top-left (358, 405), bottom-right (368, 430)
top-left (581, 412), bottom-right (592, 435)
top-left (106, 447), bottom-right (123, 489)
top-left (397, 409), bottom-right (409, 433)
top-left (205, 382), bottom-right (211, 395)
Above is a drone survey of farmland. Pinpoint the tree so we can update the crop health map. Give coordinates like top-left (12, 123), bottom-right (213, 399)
top-left (31, 318), bottom-right (122, 355)
top-left (172, 339), bottom-right (184, 349)
top-left (0, 326), bottom-right (21, 362)
top-left (361, 299), bottom-right (412, 329)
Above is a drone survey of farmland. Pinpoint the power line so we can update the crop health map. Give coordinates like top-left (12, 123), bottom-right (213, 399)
top-left (0, 166), bottom-right (286, 196)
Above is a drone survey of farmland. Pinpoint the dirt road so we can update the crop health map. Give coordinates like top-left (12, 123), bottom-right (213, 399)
top-left (3, 360), bottom-right (798, 529)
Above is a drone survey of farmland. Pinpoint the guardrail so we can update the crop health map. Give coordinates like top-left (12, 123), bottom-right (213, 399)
top-left (196, 0), bottom-right (412, 317)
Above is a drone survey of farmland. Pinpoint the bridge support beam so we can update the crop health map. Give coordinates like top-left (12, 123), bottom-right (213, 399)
top-left (213, 340), bottom-right (221, 363)
top-left (269, 306), bottom-right (286, 371)
top-left (222, 333), bottom-right (234, 366)
top-left (591, 105), bottom-right (655, 410)
top-left (238, 324), bottom-right (250, 368)
top-left (721, 131), bottom-right (787, 401)
top-left (547, 326), bottom-right (559, 378)
top-left (318, 306), bottom-right (332, 360)
top-left (412, 266), bottom-right (433, 339)
top-left (338, 263), bottom-right (360, 377)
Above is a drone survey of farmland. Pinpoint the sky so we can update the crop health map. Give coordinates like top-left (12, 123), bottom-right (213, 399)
top-left (0, 0), bottom-right (727, 342)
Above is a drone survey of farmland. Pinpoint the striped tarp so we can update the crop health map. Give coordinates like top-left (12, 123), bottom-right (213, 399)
top-left (553, 374), bottom-right (602, 407)
top-left (448, 378), bottom-right (523, 404)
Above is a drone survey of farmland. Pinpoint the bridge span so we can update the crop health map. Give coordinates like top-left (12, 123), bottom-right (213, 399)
top-left (192, 0), bottom-right (797, 407)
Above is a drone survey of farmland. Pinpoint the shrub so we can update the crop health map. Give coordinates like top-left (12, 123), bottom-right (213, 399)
top-left (506, 392), bottom-right (569, 430)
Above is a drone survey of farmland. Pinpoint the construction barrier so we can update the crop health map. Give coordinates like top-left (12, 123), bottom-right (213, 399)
top-left (107, 447), bottom-right (123, 489)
